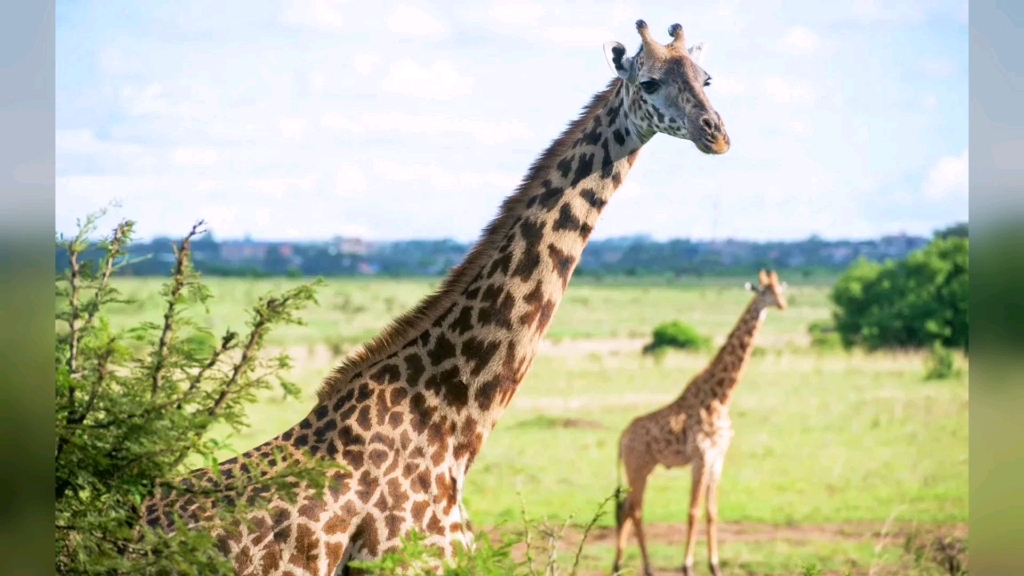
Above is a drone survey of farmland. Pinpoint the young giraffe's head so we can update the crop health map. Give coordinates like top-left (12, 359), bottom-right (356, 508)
top-left (602, 20), bottom-right (730, 155)
top-left (745, 269), bottom-right (788, 310)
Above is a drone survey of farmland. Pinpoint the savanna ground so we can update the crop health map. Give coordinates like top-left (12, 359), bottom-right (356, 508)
top-left (106, 276), bottom-right (968, 575)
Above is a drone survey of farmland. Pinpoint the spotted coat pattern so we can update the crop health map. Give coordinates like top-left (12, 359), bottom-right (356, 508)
top-left (612, 270), bottom-right (787, 576)
top-left (142, 19), bottom-right (731, 576)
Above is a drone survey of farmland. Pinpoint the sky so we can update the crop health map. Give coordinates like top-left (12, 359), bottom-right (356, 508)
top-left (55, 0), bottom-right (968, 243)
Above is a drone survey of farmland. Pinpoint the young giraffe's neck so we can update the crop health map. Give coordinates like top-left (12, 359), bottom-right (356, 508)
top-left (690, 296), bottom-right (769, 406)
top-left (311, 78), bottom-right (648, 474)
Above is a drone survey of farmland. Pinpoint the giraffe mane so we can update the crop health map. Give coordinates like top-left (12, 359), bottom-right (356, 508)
top-left (316, 77), bottom-right (625, 402)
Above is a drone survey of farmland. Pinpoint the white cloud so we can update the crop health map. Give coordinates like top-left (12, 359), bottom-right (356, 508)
top-left (172, 147), bottom-right (219, 166)
top-left (278, 118), bottom-right (308, 140)
top-left (57, 129), bottom-right (140, 155)
top-left (320, 111), bottom-right (533, 145)
top-left (335, 162), bottom-right (369, 196)
top-left (372, 159), bottom-right (518, 192)
top-left (922, 93), bottom-right (938, 110)
top-left (710, 76), bottom-right (746, 96)
top-left (281, 0), bottom-right (346, 30)
top-left (382, 59), bottom-right (474, 100)
top-left (386, 5), bottom-right (449, 39)
top-left (245, 175), bottom-right (318, 197)
top-left (779, 26), bottom-right (820, 55)
top-left (764, 77), bottom-right (817, 105)
top-left (542, 26), bottom-right (615, 48)
top-left (916, 58), bottom-right (958, 78)
top-left (787, 120), bottom-right (811, 135)
top-left (58, 175), bottom-right (151, 204)
top-left (351, 54), bottom-right (382, 75)
top-left (488, 1), bottom-right (546, 26)
top-left (921, 149), bottom-right (967, 202)
top-left (120, 83), bottom-right (169, 116)
top-left (199, 205), bottom-right (241, 232)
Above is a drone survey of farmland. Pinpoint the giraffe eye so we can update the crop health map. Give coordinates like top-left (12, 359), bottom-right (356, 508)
top-left (704, 77), bottom-right (712, 88)
top-left (638, 79), bottom-right (660, 94)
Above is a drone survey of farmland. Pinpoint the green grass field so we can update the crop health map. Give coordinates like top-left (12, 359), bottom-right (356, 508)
top-left (105, 276), bottom-right (968, 575)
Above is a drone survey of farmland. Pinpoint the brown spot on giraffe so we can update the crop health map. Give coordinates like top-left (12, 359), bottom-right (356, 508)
top-left (140, 18), bottom-right (731, 576)
top-left (612, 270), bottom-right (787, 576)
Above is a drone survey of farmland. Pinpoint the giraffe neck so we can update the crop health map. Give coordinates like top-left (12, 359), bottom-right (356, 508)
top-left (311, 78), bottom-right (649, 477)
top-left (695, 297), bottom-right (768, 405)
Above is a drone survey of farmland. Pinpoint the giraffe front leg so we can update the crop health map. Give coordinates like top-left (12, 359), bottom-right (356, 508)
top-left (682, 460), bottom-right (709, 576)
top-left (705, 457), bottom-right (725, 576)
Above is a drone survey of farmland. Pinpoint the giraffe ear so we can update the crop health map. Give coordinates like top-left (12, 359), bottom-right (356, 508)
top-left (603, 41), bottom-right (635, 81)
top-left (687, 42), bottom-right (708, 66)
top-left (744, 282), bottom-right (754, 292)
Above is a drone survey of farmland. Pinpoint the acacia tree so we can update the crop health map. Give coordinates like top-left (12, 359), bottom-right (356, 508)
top-left (55, 210), bottom-right (335, 574)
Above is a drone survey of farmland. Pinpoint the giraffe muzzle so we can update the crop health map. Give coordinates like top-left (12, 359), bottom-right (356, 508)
top-left (696, 114), bottom-right (730, 155)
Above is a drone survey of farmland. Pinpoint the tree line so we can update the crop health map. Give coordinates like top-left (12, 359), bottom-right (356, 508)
top-left (54, 226), bottom-right (967, 279)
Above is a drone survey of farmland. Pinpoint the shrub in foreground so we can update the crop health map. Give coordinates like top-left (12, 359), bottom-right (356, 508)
top-left (55, 210), bottom-right (333, 574)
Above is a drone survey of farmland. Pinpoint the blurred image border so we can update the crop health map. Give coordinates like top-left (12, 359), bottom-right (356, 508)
top-left (0, 1), bottom-right (57, 574)
top-left (969, 0), bottom-right (1024, 573)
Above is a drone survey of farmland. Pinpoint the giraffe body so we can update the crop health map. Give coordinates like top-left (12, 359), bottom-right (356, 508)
top-left (612, 271), bottom-right (788, 576)
top-left (143, 20), bottom-right (731, 576)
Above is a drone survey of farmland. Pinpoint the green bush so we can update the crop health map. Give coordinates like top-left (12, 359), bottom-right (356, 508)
top-left (642, 320), bottom-right (712, 354)
top-left (55, 211), bottom-right (333, 574)
top-left (807, 319), bottom-right (842, 350)
top-left (830, 237), bottom-right (968, 351)
top-left (924, 342), bottom-right (961, 381)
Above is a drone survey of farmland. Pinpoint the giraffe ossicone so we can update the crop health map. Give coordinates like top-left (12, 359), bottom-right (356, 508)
top-left (612, 270), bottom-right (787, 576)
top-left (143, 19), bottom-right (730, 576)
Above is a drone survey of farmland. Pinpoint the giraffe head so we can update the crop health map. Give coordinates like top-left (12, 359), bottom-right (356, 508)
top-left (745, 269), bottom-right (788, 310)
top-left (602, 20), bottom-right (730, 155)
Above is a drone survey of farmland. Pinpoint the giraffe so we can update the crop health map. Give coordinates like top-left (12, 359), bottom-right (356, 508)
top-left (611, 270), bottom-right (788, 576)
top-left (143, 20), bottom-right (731, 576)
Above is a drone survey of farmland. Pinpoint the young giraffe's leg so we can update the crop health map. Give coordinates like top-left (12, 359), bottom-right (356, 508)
top-left (682, 459), bottom-right (710, 576)
top-left (611, 489), bottom-right (634, 574)
top-left (705, 457), bottom-right (725, 576)
top-left (629, 475), bottom-right (655, 576)
top-left (613, 451), bottom-right (655, 576)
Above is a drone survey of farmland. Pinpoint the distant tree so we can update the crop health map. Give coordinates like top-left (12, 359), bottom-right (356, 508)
top-left (934, 222), bottom-right (968, 240)
top-left (55, 210), bottom-right (335, 574)
top-left (830, 236), bottom-right (968, 351)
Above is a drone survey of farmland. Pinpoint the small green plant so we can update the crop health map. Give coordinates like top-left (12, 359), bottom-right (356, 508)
top-left (807, 319), bottom-right (842, 350)
top-left (924, 342), bottom-right (961, 380)
top-left (800, 561), bottom-right (824, 576)
top-left (642, 320), bottom-right (711, 355)
top-left (350, 492), bottom-right (616, 575)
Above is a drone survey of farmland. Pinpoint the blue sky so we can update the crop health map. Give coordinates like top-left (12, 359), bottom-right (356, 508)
top-left (56, 0), bottom-right (967, 242)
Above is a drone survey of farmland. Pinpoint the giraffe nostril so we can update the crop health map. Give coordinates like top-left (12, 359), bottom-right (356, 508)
top-left (700, 115), bottom-right (717, 133)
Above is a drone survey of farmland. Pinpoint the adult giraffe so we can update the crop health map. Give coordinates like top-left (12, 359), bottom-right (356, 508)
top-left (144, 19), bottom-right (730, 576)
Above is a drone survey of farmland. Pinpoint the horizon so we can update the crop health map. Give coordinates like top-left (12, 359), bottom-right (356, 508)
top-left (115, 225), bottom-right (952, 246)
top-left (56, 1), bottom-right (967, 243)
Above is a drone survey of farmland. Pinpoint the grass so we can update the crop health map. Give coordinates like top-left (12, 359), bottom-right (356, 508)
top-left (105, 276), bottom-right (968, 574)
top-left (102, 276), bottom-right (831, 348)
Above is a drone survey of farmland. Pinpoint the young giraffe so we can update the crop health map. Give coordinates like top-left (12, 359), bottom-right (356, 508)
top-left (611, 270), bottom-right (788, 576)
top-left (143, 20), bottom-right (731, 576)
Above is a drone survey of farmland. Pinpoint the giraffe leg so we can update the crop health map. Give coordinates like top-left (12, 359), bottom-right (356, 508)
top-left (682, 460), bottom-right (709, 576)
top-left (612, 489), bottom-right (634, 574)
top-left (612, 471), bottom-right (654, 576)
top-left (630, 479), bottom-right (655, 576)
top-left (706, 459), bottom-right (725, 576)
